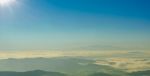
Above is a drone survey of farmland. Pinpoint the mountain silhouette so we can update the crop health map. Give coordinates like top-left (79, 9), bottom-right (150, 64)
top-left (0, 70), bottom-right (67, 76)
top-left (89, 72), bottom-right (112, 76)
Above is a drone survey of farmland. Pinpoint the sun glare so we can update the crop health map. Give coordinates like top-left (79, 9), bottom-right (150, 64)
top-left (0, 0), bottom-right (16, 7)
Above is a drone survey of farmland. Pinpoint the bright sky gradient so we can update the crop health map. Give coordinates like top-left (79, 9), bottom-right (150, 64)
top-left (0, 0), bottom-right (150, 51)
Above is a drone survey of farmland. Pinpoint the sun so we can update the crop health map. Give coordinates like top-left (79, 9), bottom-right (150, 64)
top-left (0, 0), bottom-right (16, 7)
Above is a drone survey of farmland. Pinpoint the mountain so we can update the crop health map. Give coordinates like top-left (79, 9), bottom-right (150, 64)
top-left (0, 57), bottom-right (129, 76)
top-left (0, 70), bottom-right (67, 76)
top-left (88, 72), bottom-right (112, 76)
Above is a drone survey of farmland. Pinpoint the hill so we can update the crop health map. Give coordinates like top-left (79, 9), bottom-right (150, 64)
top-left (0, 70), bottom-right (66, 76)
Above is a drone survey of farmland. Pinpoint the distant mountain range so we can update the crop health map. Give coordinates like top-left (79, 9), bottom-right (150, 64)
top-left (0, 70), bottom-right (66, 76)
top-left (0, 57), bottom-right (149, 76)
top-left (0, 57), bottom-right (127, 76)
top-left (0, 70), bottom-right (149, 76)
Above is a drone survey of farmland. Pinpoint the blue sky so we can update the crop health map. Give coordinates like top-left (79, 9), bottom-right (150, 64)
top-left (0, 0), bottom-right (150, 51)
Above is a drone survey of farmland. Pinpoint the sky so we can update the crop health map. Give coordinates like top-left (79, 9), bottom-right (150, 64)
top-left (0, 0), bottom-right (150, 51)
